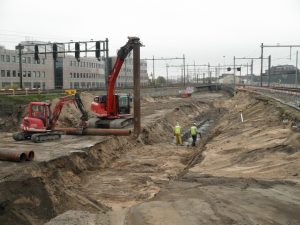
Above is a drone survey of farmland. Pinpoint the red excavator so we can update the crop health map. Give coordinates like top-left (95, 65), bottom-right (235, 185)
top-left (90, 37), bottom-right (141, 128)
top-left (13, 93), bottom-right (88, 142)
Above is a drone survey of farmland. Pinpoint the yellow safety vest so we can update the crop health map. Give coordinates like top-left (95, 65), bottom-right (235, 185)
top-left (190, 126), bottom-right (197, 135)
top-left (174, 125), bottom-right (181, 134)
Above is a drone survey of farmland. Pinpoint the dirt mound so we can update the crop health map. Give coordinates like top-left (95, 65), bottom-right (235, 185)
top-left (53, 92), bottom-right (95, 127)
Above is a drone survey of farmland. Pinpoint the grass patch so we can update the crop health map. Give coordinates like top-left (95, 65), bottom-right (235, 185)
top-left (0, 94), bottom-right (66, 105)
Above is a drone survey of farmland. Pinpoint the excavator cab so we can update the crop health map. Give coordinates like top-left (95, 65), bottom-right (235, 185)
top-left (118, 94), bottom-right (130, 114)
top-left (91, 94), bottom-right (130, 116)
top-left (26, 102), bottom-right (51, 130)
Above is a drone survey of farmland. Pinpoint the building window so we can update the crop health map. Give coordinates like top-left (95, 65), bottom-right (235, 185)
top-left (22, 57), bottom-right (26, 63)
top-left (6, 55), bottom-right (10, 62)
top-left (70, 72), bottom-right (72, 78)
top-left (28, 71), bottom-right (31, 77)
top-left (80, 73), bottom-right (82, 78)
top-left (43, 72), bottom-right (45, 77)
top-left (33, 71), bottom-right (36, 77)
top-left (1, 55), bottom-right (4, 62)
top-left (37, 71), bottom-right (40, 77)
top-left (77, 73), bottom-right (79, 78)
top-left (2, 82), bottom-right (11, 88)
top-left (12, 56), bottom-right (16, 62)
top-left (42, 58), bottom-right (45, 64)
top-left (6, 70), bottom-right (10, 77)
top-left (1, 70), bottom-right (5, 77)
top-left (23, 71), bottom-right (26, 77)
top-left (33, 82), bottom-right (41, 88)
top-left (27, 57), bottom-right (31, 64)
top-left (24, 82), bottom-right (31, 88)
top-left (13, 70), bottom-right (16, 77)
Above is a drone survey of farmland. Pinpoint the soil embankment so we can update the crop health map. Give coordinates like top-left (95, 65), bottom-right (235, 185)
top-left (126, 92), bottom-right (300, 225)
top-left (1, 91), bottom-right (300, 225)
top-left (0, 92), bottom-right (224, 225)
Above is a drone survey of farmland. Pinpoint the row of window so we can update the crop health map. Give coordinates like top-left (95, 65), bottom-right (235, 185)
top-left (70, 60), bottom-right (104, 69)
top-left (70, 72), bottom-right (103, 79)
top-left (1, 70), bottom-right (46, 78)
top-left (70, 82), bottom-right (102, 89)
top-left (1, 82), bottom-right (45, 89)
top-left (0, 54), bottom-right (46, 64)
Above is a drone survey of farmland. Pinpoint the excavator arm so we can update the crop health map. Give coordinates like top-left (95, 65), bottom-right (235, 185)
top-left (106, 37), bottom-right (142, 115)
top-left (50, 93), bottom-right (88, 129)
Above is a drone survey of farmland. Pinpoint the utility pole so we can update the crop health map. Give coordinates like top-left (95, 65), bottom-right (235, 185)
top-left (15, 44), bottom-right (24, 89)
top-left (268, 55), bottom-right (271, 87)
top-left (142, 55), bottom-right (185, 86)
top-left (259, 43), bottom-right (300, 87)
top-left (233, 56), bottom-right (236, 89)
top-left (152, 55), bottom-right (155, 84)
top-left (247, 63), bottom-right (249, 76)
top-left (251, 59), bottom-right (253, 85)
top-left (166, 64), bottom-right (169, 85)
top-left (296, 51), bottom-right (299, 88)
top-left (193, 61), bottom-right (196, 83)
top-left (260, 43), bottom-right (264, 87)
top-left (208, 63), bottom-right (211, 83)
top-left (186, 64), bottom-right (189, 84)
top-left (183, 54), bottom-right (186, 87)
top-left (105, 38), bottom-right (109, 89)
top-left (133, 39), bottom-right (141, 137)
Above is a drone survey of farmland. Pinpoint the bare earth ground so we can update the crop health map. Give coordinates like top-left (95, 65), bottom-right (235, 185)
top-left (0, 91), bottom-right (300, 225)
top-left (126, 92), bottom-right (300, 225)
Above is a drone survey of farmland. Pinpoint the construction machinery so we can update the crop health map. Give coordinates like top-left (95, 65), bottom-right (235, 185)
top-left (91, 37), bottom-right (141, 128)
top-left (13, 93), bottom-right (88, 142)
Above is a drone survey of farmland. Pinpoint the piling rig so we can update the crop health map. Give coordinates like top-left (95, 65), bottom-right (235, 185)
top-left (90, 37), bottom-right (142, 128)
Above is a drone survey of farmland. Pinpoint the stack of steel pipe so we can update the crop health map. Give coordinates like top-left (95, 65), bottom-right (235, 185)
top-left (54, 127), bottom-right (131, 136)
top-left (0, 148), bottom-right (35, 162)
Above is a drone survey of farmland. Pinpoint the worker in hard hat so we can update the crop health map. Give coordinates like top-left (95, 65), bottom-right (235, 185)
top-left (173, 122), bottom-right (182, 145)
top-left (190, 123), bottom-right (198, 147)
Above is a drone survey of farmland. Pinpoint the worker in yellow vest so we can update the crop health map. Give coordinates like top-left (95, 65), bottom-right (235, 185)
top-left (173, 122), bottom-right (182, 145)
top-left (190, 123), bottom-right (198, 146)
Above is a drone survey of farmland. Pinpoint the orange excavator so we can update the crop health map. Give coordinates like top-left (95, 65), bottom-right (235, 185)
top-left (90, 37), bottom-right (141, 128)
top-left (13, 93), bottom-right (88, 142)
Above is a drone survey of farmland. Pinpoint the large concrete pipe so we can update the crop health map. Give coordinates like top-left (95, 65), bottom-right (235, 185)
top-left (54, 128), bottom-right (131, 136)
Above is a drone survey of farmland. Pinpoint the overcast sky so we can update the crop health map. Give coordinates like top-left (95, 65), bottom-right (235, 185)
top-left (1, 0), bottom-right (300, 76)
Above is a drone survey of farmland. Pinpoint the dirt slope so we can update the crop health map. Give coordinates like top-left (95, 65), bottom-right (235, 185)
top-left (0, 92), bottom-right (224, 225)
top-left (125, 91), bottom-right (300, 225)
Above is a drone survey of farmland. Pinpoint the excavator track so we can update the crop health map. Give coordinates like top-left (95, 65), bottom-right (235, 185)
top-left (31, 132), bottom-right (62, 143)
top-left (89, 117), bottom-right (133, 129)
top-left (12, 132), bottom-right (26, 141)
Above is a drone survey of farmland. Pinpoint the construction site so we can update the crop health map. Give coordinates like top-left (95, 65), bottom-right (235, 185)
top-left (0, 36), bottom-right (299, 225)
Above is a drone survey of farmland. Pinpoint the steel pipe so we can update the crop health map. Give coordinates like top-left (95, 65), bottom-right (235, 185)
top-left (54, 128), bottom-right (131, 136)
top-left (0, 148), bottom-right (27, 162)
top-left (133, 39), bottom-right (141, 137)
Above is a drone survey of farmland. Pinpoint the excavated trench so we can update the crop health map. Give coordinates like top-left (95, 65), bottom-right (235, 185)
top-left (0, 93), bottom-right (226, 225)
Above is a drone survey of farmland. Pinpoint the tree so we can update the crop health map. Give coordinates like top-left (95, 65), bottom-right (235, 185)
top-left (156, 76), bottom-right (166, 85)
